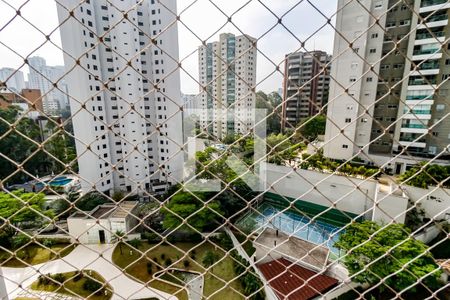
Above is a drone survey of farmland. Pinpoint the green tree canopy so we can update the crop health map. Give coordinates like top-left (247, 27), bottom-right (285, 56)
top-left (75, 191), bottom-right (110, 211)
top-left (335, 221), bottom-right (442, 293)
top-left (297, 115), bottom-right (326, 142)
top-left (398, 163), bottom-right (450, 188)
top-left (162, 191), bottom-right (223, 232)
top-left (0, 190), bottom-right (53, 223)
top-left (256, 91), bottom-right (282, 134)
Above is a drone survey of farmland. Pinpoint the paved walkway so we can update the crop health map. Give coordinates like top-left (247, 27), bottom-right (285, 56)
top-left (2, 244), bottom-right (177, 300)
top-left (15, 289), bottom-right (81, 300)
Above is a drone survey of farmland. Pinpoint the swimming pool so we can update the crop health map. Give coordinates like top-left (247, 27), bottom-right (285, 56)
top-left (239, 205), bottom-right (342, 255)
top-left (36, 176), bottom-right (73, 187)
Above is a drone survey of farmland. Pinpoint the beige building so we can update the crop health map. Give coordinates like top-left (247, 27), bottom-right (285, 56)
top-left (198, 33), bottom-right (257, 139)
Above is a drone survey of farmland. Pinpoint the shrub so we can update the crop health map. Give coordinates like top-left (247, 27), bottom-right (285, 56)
top-left (147, 262), bottom-right (153, 275)
top-left (165, 258), bottom-right (172, 267)
top-left (160, 253), bottom-right (166, 260)
top-left (83, 278), bottom-right (102, 294)
top-left (42, 239), bottom-right (55, 248)
top-left (73, 271), bottom-right (83, 282)
top-left (52, 273), bottom-right (65, 283)
top-left (16, 249), bottom-right (29, 261)
top-left (11, 234), bottom-right (31, 249)
top-left (183, 260), bottom-right (190, 268)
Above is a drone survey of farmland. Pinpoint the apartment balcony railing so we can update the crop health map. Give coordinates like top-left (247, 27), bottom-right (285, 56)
top-left (421, 14), bottom-right (448, 22)
top-left (399, 136), bottom-right (427, 142)
top-left (401, 123), bottom-right (428, 129)
top-left (420, 0), bottom-right (447, 7)
top-left (408, 79), bottom-right (437, 85)
top-left (403, 109), bottom-right (432, 114)
top-left (412, 48), bottom-right (440, 55)
top-left (406, 94), bottom-right (433, 100)
top-left (416, 62), bottom-right (440, 70)
top-left (415, 31), bottom-right (445, 39)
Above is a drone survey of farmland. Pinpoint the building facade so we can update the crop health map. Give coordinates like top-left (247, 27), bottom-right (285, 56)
top-left (28, 56), bottom-right (70, 114)
top-left (282, 51), bottom-right (331, 129)
top-left (182, 93), bottom-right (200, 117)
top-left (324, 0), bottom-right (450, 172)
top-left (198, 33), bottom-right (257, 139)
top-left (57, 0), bottom-right (183, 194)
top-left (0, 68), bottom-right (25, 93)
top-left (0, 88), bottom-right (43, 112)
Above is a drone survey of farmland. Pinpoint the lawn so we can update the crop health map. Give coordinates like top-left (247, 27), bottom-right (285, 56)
top-left (0, 243), bottom-right (75, 267)
top-left (30, 270), bottom-right (112, 300)
top-left (112, 242), bottom-right (245, 300)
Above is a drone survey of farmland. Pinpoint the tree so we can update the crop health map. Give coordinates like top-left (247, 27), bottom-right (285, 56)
top-left (297, 115), bottom-right (326, 142)
top-left (128, 238), bottom-right (142, 249)
top-left (75, 192), bottom-right (109, 211)
top-left (335, 221), bottom-right (442, 293)
top-left (266, 133), bottom-right (299, 165)
top-left (398, 163), bottom-right (450, 188)
top-left (202, 251), bottom-right (219, 268)
top-left (256, 91), bottom-right (281, 134)
top-left (0, 190), bottom-right (53, 224)
top-left (0, 106), bottom-right (47, 183)
top-left (112, 230), bottom-right (126, 255)
top-left (162, 192), bottom-right (223, 232)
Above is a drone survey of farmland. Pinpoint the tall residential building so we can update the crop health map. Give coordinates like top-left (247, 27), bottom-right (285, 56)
top-left (324, 0), bottom-right (450, 173)
top-left (57, 0), bottom-right (183, 194)
top-left (28, 56), bottom-right (70, 114)
top-left (0, 68), bottom-right (25, 93)
top-left (282, 51), bottom-right (331, 129)
top-left (182, 94), bottom-right (200, 118)
top-left (198, 33), bottom-right (257, 139)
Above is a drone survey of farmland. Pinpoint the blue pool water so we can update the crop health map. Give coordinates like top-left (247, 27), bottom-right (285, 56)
top-left (36, 176), bottom-right (73, 187)
top-left (250, 206), bottom-right (342, 255)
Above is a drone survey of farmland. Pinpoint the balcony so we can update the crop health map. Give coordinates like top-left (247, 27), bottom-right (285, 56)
top-left (415, 31), bottom-right (445, 40)
top-left (403, 109), bottom-right (432, 114)
top-left (408, 79), bottom-right (437, 86)
top-left (399, 140), bottom-right (427, 148)
top-left (289, 64), bottom-right (300, 69)
top-left (402, 123), bottom-right (428, 129)
top-left (420, 0), bottom-right (447, 7)
top-left (412, 48), bottom-right (440, 55)
top-left (406, 94), bottom-right (433, 100)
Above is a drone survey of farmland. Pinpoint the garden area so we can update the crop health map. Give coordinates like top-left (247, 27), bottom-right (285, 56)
top-left (0, 241), bottom-right (75, 267)
top-left (112, 240), bottom-right (243, 300)
top-left (30, 270), bottom-right (112, 300)
top-left (112, 233), bottom-right (264, 300)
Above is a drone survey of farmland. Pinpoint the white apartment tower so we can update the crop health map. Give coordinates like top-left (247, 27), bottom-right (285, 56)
top-left (57, 0), bottom-right (183, 194)
top-left (198, 33), bottom-right (257, 139)
top-left (0, 68), bottom-right (25, 92)
top-left (324, 0), bottom-right (450, 172)
top-left (28, 56), bottom-right (70, 114)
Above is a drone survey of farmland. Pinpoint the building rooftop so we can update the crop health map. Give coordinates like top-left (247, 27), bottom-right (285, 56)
top-left (258, 258), bottom-right (338, 300)
top-left (69, 201), bottom-right (138, 220)
top-left (254, 227), bottom-right (329, 271)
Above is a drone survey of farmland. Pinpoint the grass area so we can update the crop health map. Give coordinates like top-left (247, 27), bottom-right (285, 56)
top-left (112, 242), bottom-right (245, 300)
top-left (30, 271), bottom-right (112, 300)
top-left (0, 243), bottom-right (75, 267)
top-left (234, 231), bottom-right (256, 257)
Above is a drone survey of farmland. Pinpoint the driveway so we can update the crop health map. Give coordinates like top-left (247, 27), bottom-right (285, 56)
top-left (2, 244), bottom-right (177, 300)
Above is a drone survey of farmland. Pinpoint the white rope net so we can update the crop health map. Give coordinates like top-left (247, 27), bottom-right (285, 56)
top-left (0, 0), bottom-right (449, 299)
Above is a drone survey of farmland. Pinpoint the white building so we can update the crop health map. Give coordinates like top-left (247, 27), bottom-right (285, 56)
top-left (324, 0), bottom-right (450, 172)
top-left (0, 68), bottom-right (25, 93)
top-left (182, 93), bottom-right (200, 117)
top-left (57, 0), bottom-right (183, 194)
top-left (67, 201), bottom-right (139, 244)
top-left (28, 56), bottom-right (70, 114)
top-left (198, 33), bottom-right (257, 139)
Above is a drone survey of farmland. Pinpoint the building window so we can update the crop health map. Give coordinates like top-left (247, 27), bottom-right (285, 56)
top-left (345, 118), bottom-right (351, 123)
top-left (342, 144), bottom-right (349, 149)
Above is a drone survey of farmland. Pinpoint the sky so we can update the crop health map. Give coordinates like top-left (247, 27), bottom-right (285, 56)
top-left (0, 0), bottom-right (338, 94)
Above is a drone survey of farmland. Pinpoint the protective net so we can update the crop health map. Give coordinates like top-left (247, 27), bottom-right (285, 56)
top-left (0, 0), bottom-right (449, 299)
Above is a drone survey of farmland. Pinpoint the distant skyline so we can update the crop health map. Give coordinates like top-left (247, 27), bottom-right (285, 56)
top-left (0, 0), bottom-right (337, 94)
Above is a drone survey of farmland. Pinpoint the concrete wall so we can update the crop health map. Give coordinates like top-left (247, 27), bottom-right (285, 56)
top-left (262, 162), bottom-right (409, 224)
top-left (403, 186), bottom-right (450, 220)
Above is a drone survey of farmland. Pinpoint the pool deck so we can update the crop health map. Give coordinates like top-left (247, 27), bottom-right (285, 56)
top-left (253, 228), bottom-right (329, 271)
